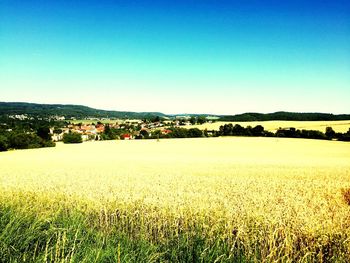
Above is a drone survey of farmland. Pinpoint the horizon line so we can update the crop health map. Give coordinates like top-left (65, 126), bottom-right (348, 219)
top-left (1, 100), bottom-right (350, 116)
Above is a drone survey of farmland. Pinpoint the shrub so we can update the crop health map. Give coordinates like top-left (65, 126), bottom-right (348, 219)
top-left (63, 132), bottom-right (82, 144)
top-left (41, 140), bottom-right (56, 147)
top-left (187, 128), bottom-right (203, 137)
top-left (325, 127), bottom-right (336, 139)
top-left (0, 134), bottom-right (9, 151)
top-left (8, 132), bottom-right (42, 149)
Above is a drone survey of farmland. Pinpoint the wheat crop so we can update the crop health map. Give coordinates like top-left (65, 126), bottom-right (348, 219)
top-left (1, 137), bottom-right (349, 262)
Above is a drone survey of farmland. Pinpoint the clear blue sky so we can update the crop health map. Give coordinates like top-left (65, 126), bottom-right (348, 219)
top-left (1, 0), bottom-right (349, 114)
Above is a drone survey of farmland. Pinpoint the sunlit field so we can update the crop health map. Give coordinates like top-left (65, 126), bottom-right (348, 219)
top-left (190, 120), bottom-right (350, 133)
top-left (71, 119), bottom-right (123, 124)
top-left (1, 138), bottom-right (350, 262)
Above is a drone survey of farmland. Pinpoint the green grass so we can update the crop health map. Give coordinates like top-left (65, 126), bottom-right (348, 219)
top-left (1, 199), bottom-right (349, 263)
top-left (0, 203), bottom-right (162, 262)
top-left (0, 197), bottom-right (226, 262)
top-left (0, 202), bottom-right (247, 263)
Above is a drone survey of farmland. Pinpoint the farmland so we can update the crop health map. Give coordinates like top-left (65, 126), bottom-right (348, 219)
top-left (69, 120), bottom-right (350, 133)
top-left (189, 120), bottom-right (350, 133)
top-left (1, 137), bottom-right (350, 262)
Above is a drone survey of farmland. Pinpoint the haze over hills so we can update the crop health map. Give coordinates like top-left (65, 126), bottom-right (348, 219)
top-left (1, 102), bottom-right (350, 122)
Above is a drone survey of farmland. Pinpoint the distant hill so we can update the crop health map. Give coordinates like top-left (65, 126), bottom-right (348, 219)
top-left (220, 112), bottom-right (350, 121)
top-left (0, 102), bottom-right (166, 120)
top-left (0, 102), bottom-right (349, 121)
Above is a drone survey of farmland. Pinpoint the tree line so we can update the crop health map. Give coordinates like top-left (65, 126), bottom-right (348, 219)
top-left (220, 112), bottom-right (350, 122)
top-left (0, 127), bottom-right (55, 151)
top-left (1, 122), bottom-right (350, 152)
top-left (216, 124), bottom-right (350, 141)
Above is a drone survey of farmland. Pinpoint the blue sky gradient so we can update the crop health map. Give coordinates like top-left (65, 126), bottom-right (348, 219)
top-left (1, 0), bottom-right (349, 114)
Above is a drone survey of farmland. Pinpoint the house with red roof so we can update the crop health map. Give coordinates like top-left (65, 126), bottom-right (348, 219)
top-left (121, 133), bottom-right (132, 140)
top-left (162, 129), bottom-right (172, 135)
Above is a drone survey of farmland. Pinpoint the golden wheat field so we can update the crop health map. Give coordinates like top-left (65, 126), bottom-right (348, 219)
top-left (1, 137), bottom-right (350, 261)
top-left (189, 120), bottom-right (350, 133)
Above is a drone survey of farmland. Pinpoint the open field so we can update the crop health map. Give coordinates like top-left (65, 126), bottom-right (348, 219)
top-left (70, 119), bottom-right (350, 133)
top-left (190, 120), bottom-right (350, 133)
top-left (1, 138), bottom-right (350, 262)
top-left (70, 119), bottom-right (120, 124)
top-left (70, 119), bottom-right (144, 125)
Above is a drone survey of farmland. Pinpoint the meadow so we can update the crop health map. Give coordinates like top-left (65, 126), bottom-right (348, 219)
top-left (1, 137), bottom-right (350, 262)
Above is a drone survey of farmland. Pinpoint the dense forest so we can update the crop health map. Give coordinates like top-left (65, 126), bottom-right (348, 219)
top-left (220, 112), bottom-right (350, 121)
top-left (0, 102), bottom-right (165, 120)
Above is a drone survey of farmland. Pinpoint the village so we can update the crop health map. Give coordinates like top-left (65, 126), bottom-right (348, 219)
top-left (50, 117), bottom-right (211, 142)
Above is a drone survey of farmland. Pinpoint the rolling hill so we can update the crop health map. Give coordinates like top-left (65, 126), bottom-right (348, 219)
top-left (0, 102), bottom-right (166, 120)
top-left (1, 101), bottom-right (350, 121)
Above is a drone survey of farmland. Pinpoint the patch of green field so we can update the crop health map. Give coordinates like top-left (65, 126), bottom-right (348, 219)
top-left (69, 119), bottom-right (116, 124)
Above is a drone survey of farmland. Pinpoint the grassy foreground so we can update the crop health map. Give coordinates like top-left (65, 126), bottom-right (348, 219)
top-left (1, 138), bottom-right (350, 262)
